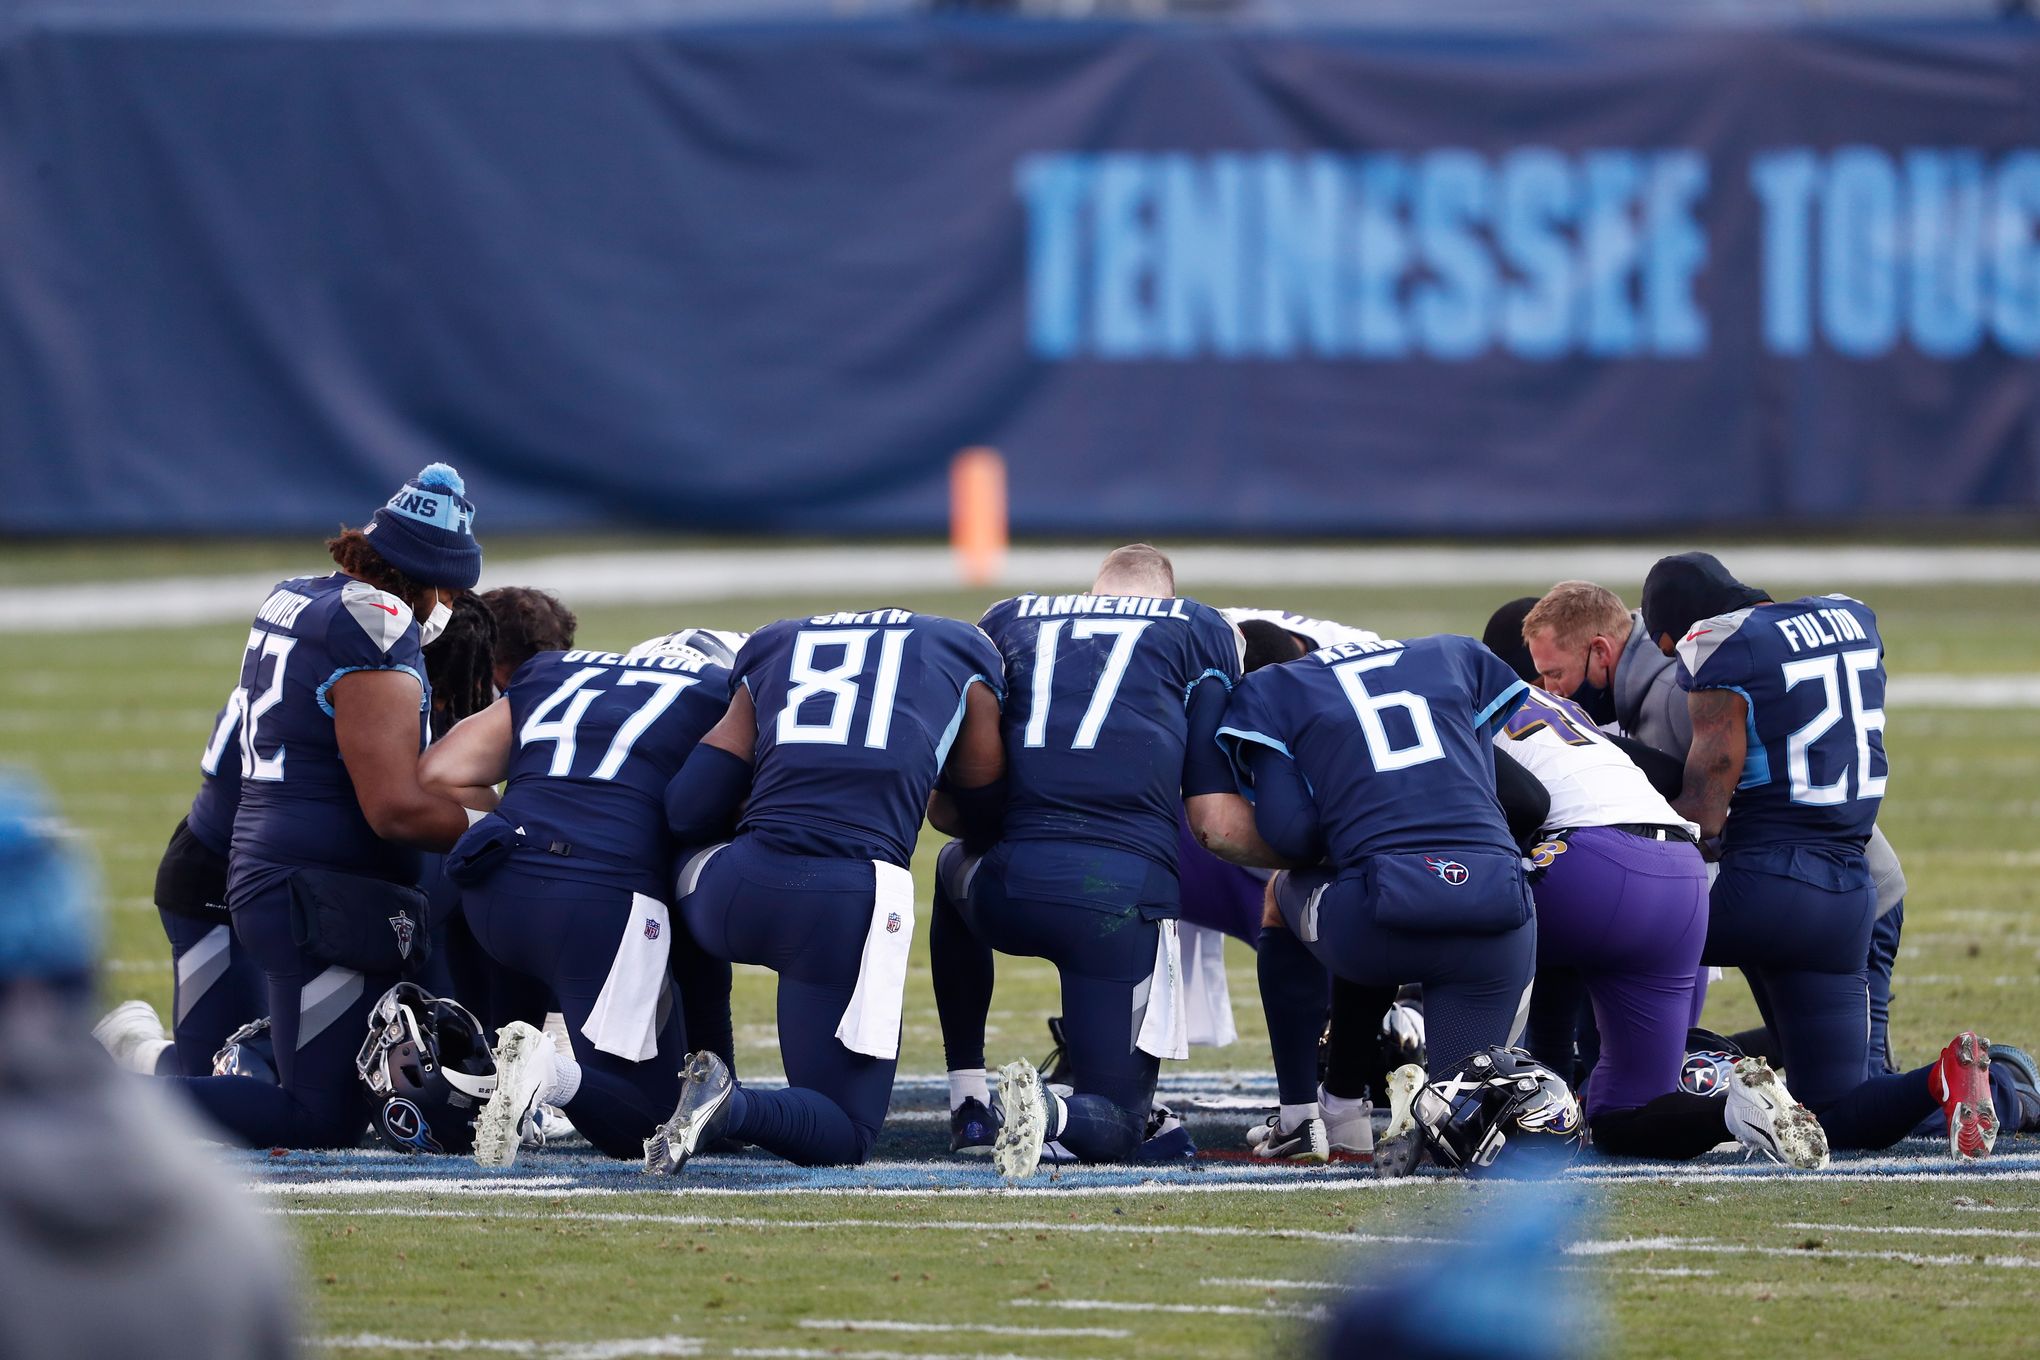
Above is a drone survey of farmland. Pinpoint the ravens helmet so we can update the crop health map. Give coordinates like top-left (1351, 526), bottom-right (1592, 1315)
top-left (355, 983), bottom-right (498, 1155)
top-left (1395, 1046), bottom-right (1584, 1174)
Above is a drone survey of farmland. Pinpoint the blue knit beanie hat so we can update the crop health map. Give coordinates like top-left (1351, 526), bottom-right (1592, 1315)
top-left (0, 775), bottom-right (99, 986)
top-left (363, 463), bottom-right (482, 590)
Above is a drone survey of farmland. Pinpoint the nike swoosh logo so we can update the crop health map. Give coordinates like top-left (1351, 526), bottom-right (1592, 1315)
top-left (1684, 628), bottom-right (1712, 641)
top-left (371, 602), bottom-right (400, 616)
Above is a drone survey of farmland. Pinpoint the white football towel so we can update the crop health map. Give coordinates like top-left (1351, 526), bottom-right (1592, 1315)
top-left (1179, 921), bottom-right (1238, 1049)
top-left (1135, 918), bottom-right (1189, 1061)
top-left (835, 861), bottom-right (916, 1061)
top-left (583, 892), bottom-right (671, 1062)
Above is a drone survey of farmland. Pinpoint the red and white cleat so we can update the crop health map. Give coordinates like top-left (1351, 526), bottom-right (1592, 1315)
top-left (1930, 1031), bottom-right (1998, 1161)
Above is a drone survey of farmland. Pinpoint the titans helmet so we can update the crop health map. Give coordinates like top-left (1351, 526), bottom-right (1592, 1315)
top-left (212, 1016), bottom-right (279, 1083)
top-left (1679, 1026), bottom-right (1747, 1098)
top-left (355, 983), bottom-right (497, 1155)
top-left (623, 627), bottom-right (747, 669)
top-left (1409, 1046), bottom-right (1584, 1174)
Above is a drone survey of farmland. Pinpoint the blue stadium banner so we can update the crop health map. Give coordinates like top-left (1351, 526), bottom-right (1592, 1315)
top-left (2, 11), bottom-right (2036, 535)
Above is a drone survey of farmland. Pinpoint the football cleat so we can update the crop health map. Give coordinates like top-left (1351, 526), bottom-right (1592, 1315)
top-left (1249, 1114), bottom-right (1330, 1164)
top-left (950, 1096), bottom-right (999, 1157)
top-left (93, 999), bottom-right (169, 1074)
top-left (991, 1058), bottom-right (1050, 1182)
top-left (1038, 1017), bottom-right (1072, 1089)
top-left (521, 1104), bottom-right (573, 1151)
top-left (1986, 1043), bottom-right (2040, 1134)
top-left (645, 1050), bottom-right (737, 1176)
top-left (1724, 1057), bottom-right (1829, 1170)
top-left (473, 1021), bottom-right (555, 1169)
top-left (1930, 1031), bottom-right (1998, 1160)
top-left (1322, 1090), bottom-right (1374, 1160)
top-left (1382, 1063), bottom-right (1428, 1142)
top-left (1138, 1103), bottom-right (1196, 1161)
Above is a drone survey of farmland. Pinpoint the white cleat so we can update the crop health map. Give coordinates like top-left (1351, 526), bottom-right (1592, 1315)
top-left (473, 1021), bottom-right (556, 1169)
top-left (992, 1058), bottom-right (1050, 1183)
top-left (92, 1000), bottom-right (169, 1074)
top-left (1382, 1063), bottom-right (1428, 1142)
top-left (1249, 1114), bottom-right (1330, 1163)
top-left (1321, 1087), bottom-right (1374, 1160)
top-left (1725, 1056), bottom-right (1830, 1170)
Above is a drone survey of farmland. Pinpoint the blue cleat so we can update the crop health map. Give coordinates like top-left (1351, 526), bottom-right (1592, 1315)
top-left (644, 1050), bottom-right (736, 1176)
top-left (950, 1096), bottom-right (999, 1157)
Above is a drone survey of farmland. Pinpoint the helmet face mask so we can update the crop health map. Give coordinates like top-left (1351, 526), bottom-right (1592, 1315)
top-left (1416, 1047), bottom-right (1584, 1173)
top-left (356, 983), bottom-right (498, 1154)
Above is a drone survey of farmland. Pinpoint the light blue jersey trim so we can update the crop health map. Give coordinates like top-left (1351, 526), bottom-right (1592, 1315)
top-left (1473, 678), bottom-right (1530, 732)
top-left (1722, 684), bottom-right (1771, 788)
top-left (1180, 667), bottom-right (1235, 709)
top-left (1214, 725), bottom-right (1291, 804)
top-left (934, 674), bottom-right (993, 771)
top-left (315, 664), bottom-right (426, 718)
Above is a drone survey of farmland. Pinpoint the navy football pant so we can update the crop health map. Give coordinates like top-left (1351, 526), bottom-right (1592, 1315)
top-left (150, 818), bottom-right (264, 1077)
top-left (154, 910), bottom-right (264, 1079)
top-left (939, 841), bottom-right (1165, 1163)
top-left (1275, 869), bottom-right (1535, 1079)
top-left (1866, 901), bottom-right (1903, 1075)
top-left (170, 862), bottom-right (386, 1148)
top-left (1708, 855), bottom-right (1932, 1150)
top-left (682, 839), bottom-right (897, 1167)
top-left (464, 866), bottom-right (686, 1161)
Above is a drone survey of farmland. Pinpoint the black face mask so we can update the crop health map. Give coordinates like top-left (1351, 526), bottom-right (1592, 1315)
top-left (1570, 675), bottom-right (1618, 727)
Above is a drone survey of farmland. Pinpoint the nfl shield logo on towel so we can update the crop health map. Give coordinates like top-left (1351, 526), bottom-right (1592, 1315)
top-left (644, 918), bottom-right (661, 941)
top-left (885, 911), bottom-right (902, 934)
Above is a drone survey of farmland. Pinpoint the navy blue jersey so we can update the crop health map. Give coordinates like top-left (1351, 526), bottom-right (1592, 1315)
top-left (185, 691), bottom-right (245, 857)
top-left (1218, 634), bottom-right (1530, 866)
top-left (736, 610), bottom-right (1004, 867)
top-left (229, 573), bottom-right (430, 883)
top-left (979, 592), bottom-right (1242, 870)
top-left (501, 645), bottom-right (734, 896)
top-left (1676, 595), bottom-right (1887, 852)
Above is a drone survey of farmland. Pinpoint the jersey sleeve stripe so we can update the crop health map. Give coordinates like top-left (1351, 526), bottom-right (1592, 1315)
top-left (314, 664), bottom-right (427, 718)
top-left (1472, 677), bottom-right (1530, 731)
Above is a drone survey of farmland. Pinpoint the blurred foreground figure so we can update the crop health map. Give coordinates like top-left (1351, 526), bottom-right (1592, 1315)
top-left (1320, 1183), bottom-right (1598, 1360)
top-left (0, 778), bottom-right (297, 1360)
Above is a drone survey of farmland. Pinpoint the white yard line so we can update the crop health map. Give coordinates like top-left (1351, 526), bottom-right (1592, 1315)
top-left (272, 1207), bottom-right (1410, 1245)
top-left (318, 1337), bottom-right (701, 1358)
top-left (1781, 1221), bottom-right (2040, 1240)
top-left (1009, 1298), bottom-right (1325, 1320)
top-left (1564, 1235), bottom-right (2040, 1269)
top-left (254, 1175), bottom-right (1416, 1200)
top-left (7, 542), bottom-right (2037, 634)
top-left (1200, 1277), bottom-right (1343, 1292)
top-left (733, 1350), bottom-right (1105, 1360)
top-left (798, 1321), bottom-right (1129, 1339)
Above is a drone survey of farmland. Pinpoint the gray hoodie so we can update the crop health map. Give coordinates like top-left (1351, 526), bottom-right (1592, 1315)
top-left (0, 997), bottom-right (298, 1360)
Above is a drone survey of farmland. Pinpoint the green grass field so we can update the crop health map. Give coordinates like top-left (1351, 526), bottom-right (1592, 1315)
top-left (3, 540), bottom-right (2037, 1359)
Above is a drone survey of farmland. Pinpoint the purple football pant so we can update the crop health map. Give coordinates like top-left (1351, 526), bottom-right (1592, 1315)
top-left (1174, 812), bottom-right (1266, 946)
top-left (1532, 826), bottom-right (1709, 1118)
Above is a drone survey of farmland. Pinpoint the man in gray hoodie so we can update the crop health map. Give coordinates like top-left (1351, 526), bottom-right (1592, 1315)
top-left (1522, 580), bottom-right (1908, 1073)
top-left (0, 777), bottom-right (298, 1360)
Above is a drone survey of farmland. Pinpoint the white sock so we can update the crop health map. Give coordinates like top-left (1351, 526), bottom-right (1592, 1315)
top-left (543, 1055), bottom-right (582, 1107)
top-left (134, 1037), bottom-right (175, 1077)
top-left (1320, 1087), bottom-right (1370, 1117)
top-left (1045, 1089), bottom-right (1069, 1140)
top-left (948, 1068), bottom-right (990, 1111)
top-left (1280, 1100), bottom-right (1321, 1130)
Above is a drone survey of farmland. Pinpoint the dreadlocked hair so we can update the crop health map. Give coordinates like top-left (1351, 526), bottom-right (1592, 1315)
top-left (481, 587), bottom-right (578, 674)
top-left (423, 593), bottom-right (498, 738)
top-left (327, 528), bottom-right (434, 609)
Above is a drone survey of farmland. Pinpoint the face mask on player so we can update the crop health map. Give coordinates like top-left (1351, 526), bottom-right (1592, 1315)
top-left (416, 597), bottom-right (453, 646)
